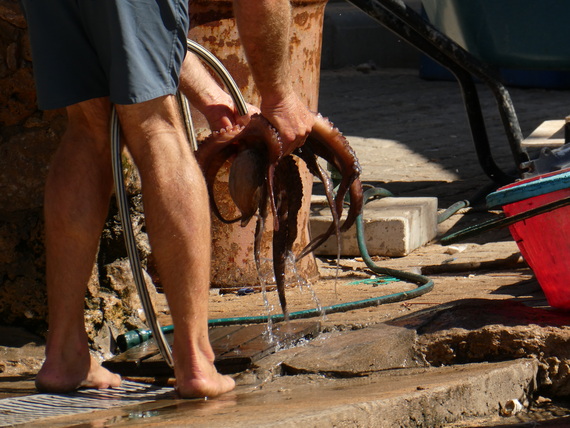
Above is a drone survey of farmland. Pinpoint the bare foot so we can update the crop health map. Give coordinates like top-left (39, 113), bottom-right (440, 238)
top-left (176, 371), bottom-right (235, 399)
top-left (174, 351), bottom-right (235, 398)
top-left (36, 355), bottom-right (122, 393)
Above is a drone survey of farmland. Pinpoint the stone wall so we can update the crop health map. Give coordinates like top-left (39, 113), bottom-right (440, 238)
top-left (0, 0), bottom-right (60, 330)
top-left (0, 1), bottom-right (150, 350)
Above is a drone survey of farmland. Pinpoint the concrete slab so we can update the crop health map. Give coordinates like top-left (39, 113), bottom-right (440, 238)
top-left (24, 360), bottom-right (537, 427)
top-left (406, 299), bottom-right (570, 398)
top-left (310, 196), bottom-right (438, 257)
top-left (223, 360), bottom-right (538, 428)
top-left (521, 119), bottom-right (566, 148)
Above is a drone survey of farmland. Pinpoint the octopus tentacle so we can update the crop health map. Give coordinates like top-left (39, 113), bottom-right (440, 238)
top-left (345, 178), bottom-right (364, 232)
top-left (272, 155), bottom-right (303, 318)
top-left (240, 114), bottom-right (283, 230)
top-left (309, 115), bottom-right (363, 229)
top-left (253, 185), bottom-right (269, 294)
top-left (226, 114), bottom-right (283, 163)
top-left (295, 146), bottom-right (339, 229)
top-left (295, 146), bottom-right (342, 261)
top-left (296, 114), bottom-right (363, 259)
top-left (195, 125), bottom-right (244, 223)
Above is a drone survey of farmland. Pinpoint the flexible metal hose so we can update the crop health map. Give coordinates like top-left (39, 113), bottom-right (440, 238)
top-left (110, 107), bottom-right (175, 367)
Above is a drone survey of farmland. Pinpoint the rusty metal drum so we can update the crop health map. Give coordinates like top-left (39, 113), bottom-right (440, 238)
top-left (188, 0), bottom-right (327, 289)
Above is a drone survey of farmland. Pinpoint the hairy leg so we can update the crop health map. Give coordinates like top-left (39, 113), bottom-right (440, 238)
top-left (116, 95), bottom-right (235, 398)
top-left (36, 97), bottom-right (121, 393)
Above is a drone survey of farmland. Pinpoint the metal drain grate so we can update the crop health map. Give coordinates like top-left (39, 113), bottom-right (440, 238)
top-left (0, 380), bottom-right (175, 427)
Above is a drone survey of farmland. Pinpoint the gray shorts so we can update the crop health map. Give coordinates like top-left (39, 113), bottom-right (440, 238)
top-left (20, 0), bottom-right (189, 110)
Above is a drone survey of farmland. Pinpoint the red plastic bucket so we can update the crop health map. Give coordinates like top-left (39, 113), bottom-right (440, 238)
top-left (487, 168), bottom-right (570, 309)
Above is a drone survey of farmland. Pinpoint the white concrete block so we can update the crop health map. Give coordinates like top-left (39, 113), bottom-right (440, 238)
top-left (309, 196), bottom-right (438, 257)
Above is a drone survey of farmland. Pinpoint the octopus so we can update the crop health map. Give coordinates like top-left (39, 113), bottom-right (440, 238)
top-left (195, 113), bottom-right (363, 318)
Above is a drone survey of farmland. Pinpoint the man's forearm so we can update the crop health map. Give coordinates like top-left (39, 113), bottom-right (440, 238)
top-left (232, 0), bottom-right (293, 104)
top-left (233, 0), bottom-right (314, 147)
top-left (179, 52), bottom-right (226, 110)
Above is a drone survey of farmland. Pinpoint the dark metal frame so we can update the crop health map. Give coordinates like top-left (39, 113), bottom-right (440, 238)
top-left (346, 0), bottom-right (530, 185)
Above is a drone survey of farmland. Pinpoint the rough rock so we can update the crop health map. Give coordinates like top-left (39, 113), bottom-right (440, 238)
top-left (0, 0), bottom-right (150, 339)
top-left (0, 326), bottom-right (44, 377)
top-left (410, 299), bottom-right (570, 397)
top-left (0, 210), bottom-right (46, 327)
top-left (280, 324), bottom-right (426, 376)
top-left (0, 1), bottom-right (61, 331)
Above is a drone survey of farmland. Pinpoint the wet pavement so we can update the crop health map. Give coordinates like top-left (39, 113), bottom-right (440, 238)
top-left (2, 67), bottom-right (570, 426)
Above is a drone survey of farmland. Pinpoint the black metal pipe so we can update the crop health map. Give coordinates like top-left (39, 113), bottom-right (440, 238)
top-left (363, 0), bottom-right (527, 159)
top-left (456, 72), bottom-right (513, 184)
top-left (344, 0), bottom-right (529, 184)
top-left (370, 7), bottom-right (511, 183)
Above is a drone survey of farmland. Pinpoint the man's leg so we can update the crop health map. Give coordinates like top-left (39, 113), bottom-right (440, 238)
top-left (116, 95), bottom-right (235, 398)
top-left (36, 97), bottom-right (122, 392)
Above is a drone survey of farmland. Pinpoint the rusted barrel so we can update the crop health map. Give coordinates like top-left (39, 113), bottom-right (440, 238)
top-left (188, 0), bottom-right (327, 289)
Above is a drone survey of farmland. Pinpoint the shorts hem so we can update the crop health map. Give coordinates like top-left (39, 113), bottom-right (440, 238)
top-left (111, 86), bottom-right (179, 106)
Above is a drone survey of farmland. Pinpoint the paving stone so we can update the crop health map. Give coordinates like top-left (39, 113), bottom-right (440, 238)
top-left (99, 360), bottom-right (535, 428)
top-left (310, 196), bottom-right (438, 256)
top-left (279, 323), bottom-right (425, 376)
top-left (318, 68), bottom-right (570, 208)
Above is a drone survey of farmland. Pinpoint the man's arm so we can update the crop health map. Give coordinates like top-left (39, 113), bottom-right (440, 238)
top-left (233, 0), bottom-right (314, 148)
top-left (179, 52), bottom-right (248, 131)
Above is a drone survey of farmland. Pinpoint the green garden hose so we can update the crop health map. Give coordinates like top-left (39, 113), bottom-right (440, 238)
top-left (117, 187), bottom-right (434, 352)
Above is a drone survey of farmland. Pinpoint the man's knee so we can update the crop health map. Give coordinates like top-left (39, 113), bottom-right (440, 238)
top-left (57, 98), bottom-right (114, 160)
top-left (115, 95), bottom-right (184, 150)
top-left (115, 95), bottom-right (179, 126)
top-left (66, 98), bottom-right (112, 137)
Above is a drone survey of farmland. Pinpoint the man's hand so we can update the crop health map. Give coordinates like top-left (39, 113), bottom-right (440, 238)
top-left (260, 92), bottom-right (315, 153)
top-left (201, 99), bottom-right (260, 132)
top-left (179, 52), bottom-right (260, 132)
